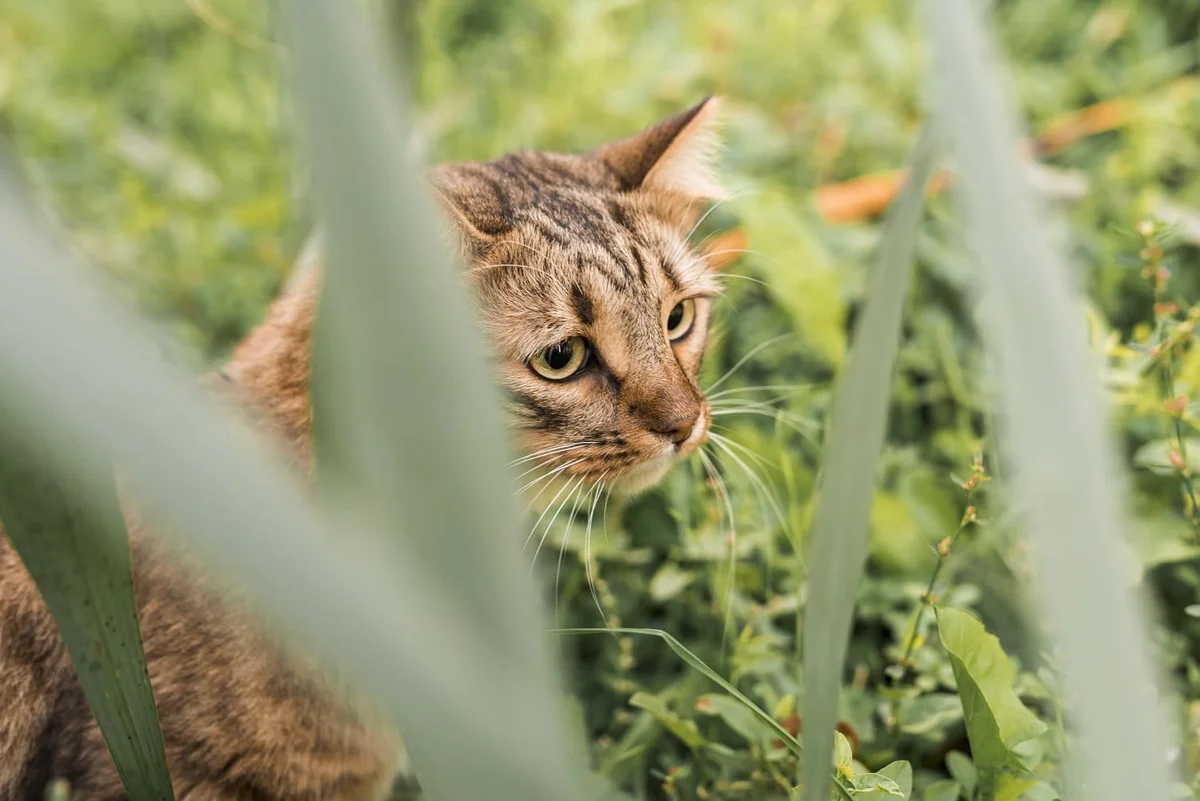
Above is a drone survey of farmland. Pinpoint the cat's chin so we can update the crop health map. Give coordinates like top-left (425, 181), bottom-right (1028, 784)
top-left (613, 446), bottom-right (680, 496)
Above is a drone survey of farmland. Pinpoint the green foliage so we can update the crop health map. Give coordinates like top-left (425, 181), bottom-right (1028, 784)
top-left (935, 607), bottom-right (1046, 797)
top-left (4, 1), bottom-right (1200, 800)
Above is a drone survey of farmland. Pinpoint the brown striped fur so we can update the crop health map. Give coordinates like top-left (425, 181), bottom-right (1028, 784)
top-left (0, 98), bottom-right (726, 800)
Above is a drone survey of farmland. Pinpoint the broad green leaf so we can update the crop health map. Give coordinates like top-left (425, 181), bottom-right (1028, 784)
top-left (630, 692), bottom-right (705, 750)
top-left (802, 127), bottom-right (939, 801)
top-left (923, 2), bottom-right (1173, 800)
top-left (0, 434), bottom-right (173, 801)
top-left (936, 607), bottom-right (1046, 788)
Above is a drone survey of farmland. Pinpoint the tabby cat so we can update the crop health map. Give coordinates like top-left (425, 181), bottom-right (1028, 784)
top-left (0, 96), bottom-right (725, 801)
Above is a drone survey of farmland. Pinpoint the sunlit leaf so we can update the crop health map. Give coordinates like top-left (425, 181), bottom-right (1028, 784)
top-left (936, 607), bottom-right (1046, 792)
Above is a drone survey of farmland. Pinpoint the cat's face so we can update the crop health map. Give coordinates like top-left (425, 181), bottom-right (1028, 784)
top-left (432, 99), bottom-right (725, 494)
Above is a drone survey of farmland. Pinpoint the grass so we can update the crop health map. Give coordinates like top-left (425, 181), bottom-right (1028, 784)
top-left (2, 0), bottom-right (1200, 799)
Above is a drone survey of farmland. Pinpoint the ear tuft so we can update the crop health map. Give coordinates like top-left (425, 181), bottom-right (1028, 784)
top-left (592, 96), bottom-right (726, 201)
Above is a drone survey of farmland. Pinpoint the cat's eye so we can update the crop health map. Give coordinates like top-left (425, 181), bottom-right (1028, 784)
top-left (666, 299), bottom-right (696, 341)
top-left (530, 337), bottom-right (589, 381)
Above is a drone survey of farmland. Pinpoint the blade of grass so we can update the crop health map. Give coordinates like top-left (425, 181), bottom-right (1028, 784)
top-left (0, 161), bottom-right (604, 801)
top-left (0, 435), bottom-right (173, 801)
top-left (286, 2), bottom-right (585, 797)
top-left (922, 1), bottom-right (1172, 799)
top-left (555, 627), bottom-right (855, 801)
top-left (800, 127), bottom-right (938, 801)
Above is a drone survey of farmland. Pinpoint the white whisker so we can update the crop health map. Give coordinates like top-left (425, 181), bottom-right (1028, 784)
top-left (579, 472), bottom-right (611, 626)
top-left (707, 383), bottom-right (815, 401)
top-left (522, 474), bottom-right (583, 553)
top-left (699, 448), bottom-right (738, 649)
top-left (530, 476), bottom-right (587, 569)
top-left (516, 457), bottom-right (587, 498)
top-left (703, 334), bottom-right (791, 394)
top-left (509, 442), bottom-right (591, 469)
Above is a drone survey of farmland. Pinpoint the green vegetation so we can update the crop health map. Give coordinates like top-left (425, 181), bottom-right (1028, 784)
top-left (2, 1), bottom-right (1200, 800)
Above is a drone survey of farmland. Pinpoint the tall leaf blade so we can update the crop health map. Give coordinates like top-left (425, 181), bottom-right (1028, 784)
top-left (287, 2), bottom-right (584, 798)
top-left (922, 1), bottom-right (1172, 799)
top-left (0, 167), bottom-right (600, 801)
top-left (801, 129), bottom-right (938, 800)
top-left (0, 436), bottom-right (173, 801)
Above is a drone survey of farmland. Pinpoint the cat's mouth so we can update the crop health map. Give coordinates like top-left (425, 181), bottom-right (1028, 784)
top-left (617, 404), bottom-right (710, 494)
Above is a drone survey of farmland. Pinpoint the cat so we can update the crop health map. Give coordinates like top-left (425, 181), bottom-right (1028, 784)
top-left (0, 96), bottom-right (726, 801)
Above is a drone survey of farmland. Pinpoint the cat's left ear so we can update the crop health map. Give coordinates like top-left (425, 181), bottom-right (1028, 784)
top-left (592, 96), bottom-right (726, 202)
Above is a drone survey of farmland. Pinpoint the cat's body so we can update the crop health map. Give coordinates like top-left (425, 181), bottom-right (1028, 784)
top-left (0, 98), bottom-right (725, 801)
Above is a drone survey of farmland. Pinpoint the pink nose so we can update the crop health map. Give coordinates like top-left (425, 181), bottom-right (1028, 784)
top-left (657, 409), bottom-right (700, 445)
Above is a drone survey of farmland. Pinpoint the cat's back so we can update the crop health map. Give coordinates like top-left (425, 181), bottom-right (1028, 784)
top-left (0, 517), bottom-right (402, 801)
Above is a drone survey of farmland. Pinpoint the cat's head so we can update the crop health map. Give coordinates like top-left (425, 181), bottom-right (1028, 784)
top-left (430, 98), bottom-right (725, 494)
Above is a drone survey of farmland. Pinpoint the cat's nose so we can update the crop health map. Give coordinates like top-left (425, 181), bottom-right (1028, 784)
top-left (659, 409), bottom-right (700, 445)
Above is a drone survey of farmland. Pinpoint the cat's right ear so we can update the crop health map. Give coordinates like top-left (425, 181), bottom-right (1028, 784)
top-left (426, 165), bottom-right (506, 263)
top-left (592, 96), bottom-right (726, 202)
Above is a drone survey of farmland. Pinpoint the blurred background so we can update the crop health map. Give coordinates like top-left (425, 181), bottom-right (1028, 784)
top-left (3, 1), bottom-right (1200, 798)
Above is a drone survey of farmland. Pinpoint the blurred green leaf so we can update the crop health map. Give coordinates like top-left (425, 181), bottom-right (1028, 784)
top-left (630, 692), bottom-right (705, 750)
top-left (923, 780), bottom-right (961, 801)
top-left (0, 434), bottom-right (173, 801)
top-left (802, 127), bottom-right (938, 801)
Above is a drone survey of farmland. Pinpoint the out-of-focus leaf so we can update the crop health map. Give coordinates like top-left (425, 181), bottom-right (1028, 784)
top-left (923, 1), bottom-right (1173, 799)
top-left (0, 434), bottom-right (173, 801)
top-left (1133, 438), bottom-right (1200, 476)
top-left (630, 692), bottom-right (705, 750)
top-left (801, 127), bottom-right (939, 801)
top-left (695, 693), bottom-right (775, 750)
top-left (936, 606), bottom-right (1046, 792)
top-left (286, 2), bottom-right (588, 799)
top-left (923, 780), bottom-right (961, 801)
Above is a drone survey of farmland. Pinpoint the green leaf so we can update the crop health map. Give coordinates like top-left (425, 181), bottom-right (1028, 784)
top-left (649, 563), bottom-right (696, 601)
top-left (695, 693), bottom-right (776, 750)
top-left (0, 433), bottom-right (173, 801)
top-left (802, 126), bottom-right (939, 801)
top-left (923, 781), bottom-right (962, 801)
top-left (895, 693), bottom-right (964, 737)
top-left (995, 775), bottom-right (1037, 801)
top-left (849, 762), bottom-right (911, 800)
top-left (834, 731), bottom-right (855, 779)
top-left (936, 607), bottom-right (1046, 794)
top-left (923, 1), bottom-right (1173, 800)
top-left (1133, 438), bottom-right (1200, 476)
top-left (876, 761), bottom-right (913, 798)
top-left (630, 692), bottom-right (705, 750)
top-left (945, 751), bottom-right (976, 796)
